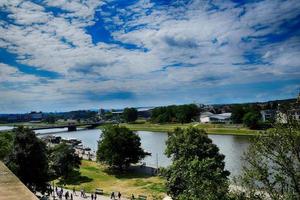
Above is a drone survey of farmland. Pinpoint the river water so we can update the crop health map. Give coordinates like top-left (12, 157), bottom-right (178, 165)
top-left (36, 128), bottom-right (251, 177)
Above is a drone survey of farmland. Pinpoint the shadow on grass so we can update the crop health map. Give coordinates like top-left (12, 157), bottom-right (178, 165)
top-left (103, 166), bottom-right (155, 179)
top-left (57, 170), bottom-right (93, 185)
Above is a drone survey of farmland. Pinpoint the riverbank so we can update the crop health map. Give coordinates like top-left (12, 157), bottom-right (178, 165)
top-left (120, 122), bottom-right (259, 136)
top-left (56, 160), bottom-right (166, 199)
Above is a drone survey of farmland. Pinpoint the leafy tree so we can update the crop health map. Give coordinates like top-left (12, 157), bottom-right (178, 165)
top-left (49, 142), bottom-right (81, 181)
top-left (231, 105), bottom-right (246, 124)
top-left (164, 127), bottom-right (230, 200)
top-left (0, 132), bottom-right (13, 160)
top-left (238, 119), bottom-right (300, 200)
top-left (97, 125), bottom-right (150, 170)
top-left (123, 107), bottom-right (138, 122)
top-left (242, 111), bottom-right (261, 129)
top-left (6, 126), bottom-right (49, 193)
top-left (44, 115), bottom-right (56, 124)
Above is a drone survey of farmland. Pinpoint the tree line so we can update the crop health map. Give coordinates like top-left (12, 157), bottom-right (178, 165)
top-left (151, 104), bottom-right (199, 123)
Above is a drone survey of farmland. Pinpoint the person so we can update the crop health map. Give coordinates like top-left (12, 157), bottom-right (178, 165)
top-left (91, 193), bottom-right (94, 200)
top-left (118, 192), bottom-right (121, 199)
top-left (73, 187), bottom-right (76, 195)
top-left (65, 191), bottom-right (69, 200)
top-left (80, 189), bottom-right (84, 197)
top-left (55, 186), bottom-right (58, 195)
top-left (110, 192), bottom-right (115, 200)
top-left (94, 193), bottom-right (97, 200)
top-left (70, 193), bottom-right (73, 200)
top-left (131, 194), bottom-right (135, 199)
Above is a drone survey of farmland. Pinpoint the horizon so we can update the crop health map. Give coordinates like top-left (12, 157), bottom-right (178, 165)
top-left (0, 96), bottom-right (296, 115)
top-left (1, 0), bottom-right (300, 113)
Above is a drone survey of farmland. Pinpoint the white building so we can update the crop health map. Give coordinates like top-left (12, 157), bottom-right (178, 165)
top-left (199, 112), bottom-right (232, 123)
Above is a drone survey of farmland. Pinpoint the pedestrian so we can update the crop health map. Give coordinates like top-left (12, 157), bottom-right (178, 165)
top-left (55, 186), bottom-right (58, 194)
top-left (94, 193), bottom-right (97, 200)
top-left (73, 187), bottom-right (76, 195)
top-left (80, 189), bottom-right (84, 197)
top-left (118, 192), bottom-right (121, 199)
top-left (91, 193), bottom-right (94, 200)
top-left (70, 193), bottom-right (73, 200)
top-left (110, 192), bottom-right (115, 200)
top-left (65, 191), bottom-right (69, 200)
top-left (131, 194), bottom-right (135, 199)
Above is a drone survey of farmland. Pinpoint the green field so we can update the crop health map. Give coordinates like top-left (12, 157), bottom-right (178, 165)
top-left (55, 160), bottom-right (166, 199)
top-left (121, 122), bottom-right (259, 136)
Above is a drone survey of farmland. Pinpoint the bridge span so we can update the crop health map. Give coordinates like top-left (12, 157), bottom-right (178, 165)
top-left (31, 122), bottom-right (105, 132)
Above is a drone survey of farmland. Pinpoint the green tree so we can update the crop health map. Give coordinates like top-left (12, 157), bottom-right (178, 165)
top-left (123, 107), bottom-right (138, 122)
top-left (0, 132), bottom-right (13, 160)
top-left (49, 142), bottom-right (81, 181)
top-left (164, 127), bottom-right (230, 200)
top-left (97, 125), bottom-right (150, 170)
top-left (242, 111), bottom-right (261, 129)
top-left (238, 119), bottom-right (300, 200)
top-left (231, 105), bottom-right (246, 124)
top-left (6, 126), bottom-right (49, 193)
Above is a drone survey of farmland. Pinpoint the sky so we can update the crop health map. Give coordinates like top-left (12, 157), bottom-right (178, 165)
top-left (0, 0), bottom-right (300, 113)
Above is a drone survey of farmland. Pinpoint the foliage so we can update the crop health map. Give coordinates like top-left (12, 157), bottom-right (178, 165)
top-left (164, 127), bottom-right (230, 200)
top-left (238, 119), bottom-right (300, 200)
top-left (0, 131), bottom-right (13, 160)
top-left (44, 115), bottom-right (56, 124)
top-left (6, 126), bottom-right (49, 193)
top-left (97, 125), bottom-right (150, 170)
top-left (242, 111), bottom-right (261, 129)
top-left (151, 104), bottom-right (198, 123)
top-left (123, 107), bottom-right (138, 122)
top-left (49, 142), bottom-right (81, 181)
top-left (231, 105), bottom-right (247, 124)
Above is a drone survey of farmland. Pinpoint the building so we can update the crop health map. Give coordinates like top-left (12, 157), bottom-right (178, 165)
top-left (199, 112), bottom-right (232, 123)
top-left (260, 109), bottom-right (276, 122)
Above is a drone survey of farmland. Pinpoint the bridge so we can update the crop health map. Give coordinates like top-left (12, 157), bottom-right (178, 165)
top-left (31, 122), bottom-right (105, 132)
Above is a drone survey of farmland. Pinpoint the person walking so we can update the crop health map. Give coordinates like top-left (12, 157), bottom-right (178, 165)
top-left (91, 193), bottom-right (94, 200)
top-left (110, 192), bottom-right (115, 200)
top-left (118, 192), bottom-right (121, 199)
top-left (94, 193), bottom-right (97, 200)
top-left (80, 189), bottom-right (84, 197)
top-left (73, 187), bottom-right (76, 195)
top-left (65, 191), bottom-right (69, 200)
top-left (131, 194), bottom-right (135, 199)
top-left (70, 193), bottom-right (73, 200)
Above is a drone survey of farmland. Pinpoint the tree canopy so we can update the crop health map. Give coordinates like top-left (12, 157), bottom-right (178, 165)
top-left (151, 104), bottom-right (198, 123)
top-left (123, 107), bottom-right (138, 122)
top-left (164, 127), bottom-right (230, 200)
top-left (97, 125), bottom-right (150, 170)
top-left (0, 131), bottom-right (13, 160)
top-left (238, 119), bottom-right (300, 199)
top-left (49, 142), bottom-right (81, 181)
top-left (6, 127), bottom-right (49, 193)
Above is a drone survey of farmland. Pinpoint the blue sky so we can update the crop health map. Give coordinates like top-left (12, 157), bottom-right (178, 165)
top-left (0, 0), bottom-right (300, 113)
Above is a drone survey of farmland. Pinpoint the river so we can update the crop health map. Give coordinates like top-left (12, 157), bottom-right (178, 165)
top-left (36, 128), bottom-right (251, 178)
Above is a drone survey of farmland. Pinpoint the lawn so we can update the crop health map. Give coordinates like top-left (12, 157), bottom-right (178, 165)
top-left (121, 122), bottom-right (259, 136)
top-left (55, 160), bottom-right (166, 199)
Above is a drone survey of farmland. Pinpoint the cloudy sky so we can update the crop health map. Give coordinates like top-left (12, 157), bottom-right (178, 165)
top-left (0, 0), bottom-right (300, 113)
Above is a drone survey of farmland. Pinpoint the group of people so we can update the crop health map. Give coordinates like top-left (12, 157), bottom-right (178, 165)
top-left (55, 187), bottom-right (73, 200)
top-left (110, 191), bottom-right (121, 200)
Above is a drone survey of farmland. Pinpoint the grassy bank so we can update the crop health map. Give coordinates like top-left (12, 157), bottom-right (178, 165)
top-left (121, 122), bottom-right (259, 136)
top-left (56, 160), bottom-right (166, 199)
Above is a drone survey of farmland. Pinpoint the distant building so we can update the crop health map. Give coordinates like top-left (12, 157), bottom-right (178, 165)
top-left (260, 109), bottom-right (276, 122)
top-left (199, 112), bottom-right (232, 123)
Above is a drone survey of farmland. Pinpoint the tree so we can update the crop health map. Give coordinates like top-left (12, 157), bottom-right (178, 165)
top-left (6, 126), bottom-right (49, 193)
top-left (164, 127), bottom-right (230, 200)
top-left (49, 142), bottom-right (81, 181)
top-left (0, 132), bottom-right (13, 160)
top-left (231, 105), bottom-right (246, 124)
top-left (242, 111), bottom-right (261, 129)
top-left (123, 107), bottom-right (138, 122)
top-left (238, 119), bottom-right (300, 200)
top-left (97, 125), bottom-right (150, 170)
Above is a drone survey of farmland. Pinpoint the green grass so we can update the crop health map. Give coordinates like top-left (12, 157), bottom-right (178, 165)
top-left (121, 122), bottom-right (259, 136)
top-left (55, 160), bottom-right (166, 199)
